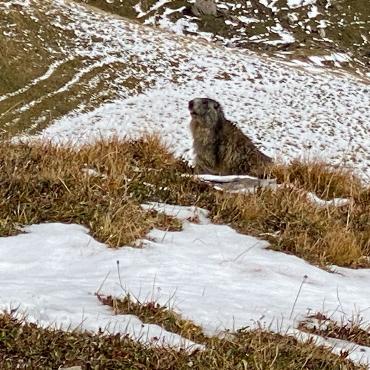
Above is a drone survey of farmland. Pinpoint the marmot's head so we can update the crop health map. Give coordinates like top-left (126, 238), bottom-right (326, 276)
top-left (188, 98), bottom-right (225, 126)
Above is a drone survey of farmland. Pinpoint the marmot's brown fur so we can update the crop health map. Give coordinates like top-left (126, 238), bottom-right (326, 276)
top-left (189, 98), bottom-right (272, 177)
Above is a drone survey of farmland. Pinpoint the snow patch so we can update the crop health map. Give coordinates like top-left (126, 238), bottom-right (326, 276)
top-left (287, 0), bottom-right (317, 9)
top-left (0, 222), bottom-right (201, 349)
top-left (1, 206), bottom-right (370, 365)
top-left (306, 192), bottom-right (351, 208)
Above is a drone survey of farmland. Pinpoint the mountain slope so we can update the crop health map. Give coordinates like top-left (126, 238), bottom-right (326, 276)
top-left (0, 0), bottom-right (150, 135)
top-left (1, 0), bottom-right (369, 176)
top-left (3, 1), bottom-right (368, 177)
top-left (76, 0), bottom-right (370, 78)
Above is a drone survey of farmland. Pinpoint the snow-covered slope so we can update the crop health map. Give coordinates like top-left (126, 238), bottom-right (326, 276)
top-left (77, 0), bottom-right (370, 78)
top-left (17, 0), bottom-right (369, 179)
top-left (2, 0), bottom-right (369, 180)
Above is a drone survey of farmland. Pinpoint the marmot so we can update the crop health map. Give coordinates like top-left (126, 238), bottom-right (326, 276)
top-left (189, 98), bottom-right (272, 177)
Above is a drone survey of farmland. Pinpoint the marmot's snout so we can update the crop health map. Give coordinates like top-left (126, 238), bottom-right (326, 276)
top-left (188, 100), bottom-right (194, 112)
top-left (188, 98), bottom-right (207, 117)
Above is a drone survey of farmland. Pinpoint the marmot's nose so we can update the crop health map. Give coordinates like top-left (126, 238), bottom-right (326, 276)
top-left (188, 100), bottom-right (194, 110)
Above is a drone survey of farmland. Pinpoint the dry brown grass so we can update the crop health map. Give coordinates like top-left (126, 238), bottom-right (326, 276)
top-left (206, 158), bottom-right (369, 268)
top-left (270, 159), bottom-right (363, 199)
top-left (97, 293), bottom-right (207, 343)
top-left (299, 312), bottom-right (370, 348)
top-left (0, 3), bottom-right (146, 137)
top-left (1, 136), bottom-right (370, 267)
top-left (0, 136), bottom-right (192, 247)
top-left (0, 312), bottom-right (363, 369)
top-left (1, 138), bottom-right (370, 367)
top-left (211, 183), bottom-right (368, 268)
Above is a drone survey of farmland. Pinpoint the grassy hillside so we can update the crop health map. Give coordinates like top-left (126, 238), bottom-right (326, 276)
top-left (0, 2), bottom-right (369, 366)
top-left (0, 1), bottom-right (148, 136)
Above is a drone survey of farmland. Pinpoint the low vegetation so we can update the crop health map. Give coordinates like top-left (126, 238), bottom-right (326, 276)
top-left (0, 2), bottom-right (147, 137)
top-left (214, 161), bottom-right (368, 267)
top-left (97, 293), bottom-right (208, 344)
top-left (1, 137), bottom-right (369, 367)
top-left (0, 136), bottom-right (191, 247)
top-left (1, 136), bottom-right (370, 268)
top-left (0, 312), bottom-right (364, 369)
top-left (299, 312), bottom-right (370, 348)
top-left (270, 160), bottom-right (362, 200)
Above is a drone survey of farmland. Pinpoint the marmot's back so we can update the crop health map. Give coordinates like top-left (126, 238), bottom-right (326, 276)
top-left (188, 98), bottom-right (272, 177)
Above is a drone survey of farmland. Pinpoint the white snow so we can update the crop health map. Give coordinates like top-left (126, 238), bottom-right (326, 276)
top-left (0, 222), bottom-right (201, 349)
top-left (309, 52), bottom-right (352, 67)
top-left (287, 0), bottom-right (317, 9)
top-left (266, 23), bottom-right (296, 45)
top-left (238, 16), bottom-right (259, 24)
top-left (194, 174), bottom-right (278, 193)
top-left (259, 0), bottom-right (279, 12)
top-left (195, 174), bottom-right (265, 183)
top-left (1, 204), bottom-right (370, 366)
top-left (2, 0), bottom-right (31, 8)
top-left (307, 5), bottom-right (320, 18)
top-left (306, 192), bottom-right (351, 207)
top-left (155, 13), bottom-right (201, 36)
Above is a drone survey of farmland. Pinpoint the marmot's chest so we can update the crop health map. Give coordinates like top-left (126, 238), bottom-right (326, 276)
top-left (190, 119), bottom-right (218, 147)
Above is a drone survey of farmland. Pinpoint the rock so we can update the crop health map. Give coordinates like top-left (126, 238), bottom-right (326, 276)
top-left (195, 174), bottom-right (278, 193)
top-left (191, 0), bottom-right (217, 17)
top-left (59, 367), bottom-right (82, 370)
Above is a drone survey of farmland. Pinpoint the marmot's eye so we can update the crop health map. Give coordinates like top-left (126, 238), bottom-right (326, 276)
top-left (214, 102), bottom-right (219, 109)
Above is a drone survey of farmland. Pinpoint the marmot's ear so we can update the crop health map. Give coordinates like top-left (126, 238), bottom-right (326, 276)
top-left (213, 102), bottom-right (219, 109)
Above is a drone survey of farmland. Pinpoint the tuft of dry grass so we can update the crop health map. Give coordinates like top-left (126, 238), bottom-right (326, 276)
top-left (97, 293), bottom-right (208, 343)
top-left (270, 159), bottom-right (363, 199)
top-left (0, 136), bottom-right (192, 247)
top-left (299, 312), bottom-right (370, 348)
top-left (0, 312), bottom-right (364, 369)
top-left (206, 159), bottom-right (367, 268)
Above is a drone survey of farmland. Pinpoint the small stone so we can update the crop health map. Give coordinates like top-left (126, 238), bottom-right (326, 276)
top-left (191, 0), bottom-right (217, 17)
